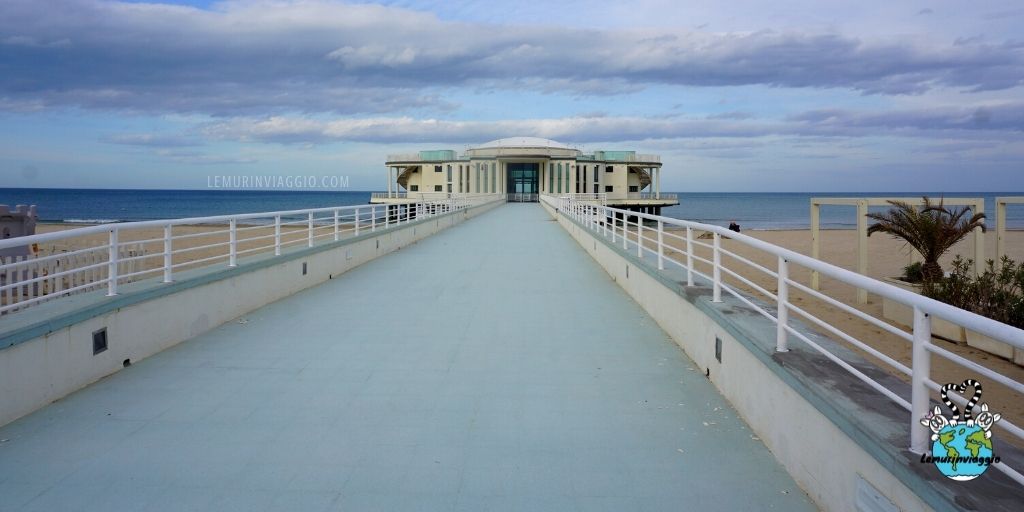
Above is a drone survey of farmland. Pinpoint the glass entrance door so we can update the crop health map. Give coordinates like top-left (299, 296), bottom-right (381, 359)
top-left (506, 163), bottom-right (539, 199)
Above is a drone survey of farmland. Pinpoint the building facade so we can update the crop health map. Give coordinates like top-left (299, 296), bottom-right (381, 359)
top-left (372, 137), bottom-right (678, 211)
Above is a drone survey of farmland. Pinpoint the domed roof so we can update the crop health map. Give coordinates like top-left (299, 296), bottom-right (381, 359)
top-left (473, 137), bottom-right (572, 150)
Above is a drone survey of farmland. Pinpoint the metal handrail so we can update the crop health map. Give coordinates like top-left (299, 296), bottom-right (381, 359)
top-left (626, 192), bottom-right (678, 200)
top-left (0, 195), bottom-right (505, 314)
top-left (545, 194), bottom-right (1024, 486)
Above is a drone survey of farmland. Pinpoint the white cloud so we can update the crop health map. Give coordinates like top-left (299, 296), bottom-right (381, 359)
top-left (1, 0), bottom-right (1021, 116)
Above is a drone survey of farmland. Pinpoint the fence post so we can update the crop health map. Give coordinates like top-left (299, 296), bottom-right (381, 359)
top-left (307, 212), bottom-right (314, 247)
top-left (229, 219), bottom-right (237, 267)
top-left (107, 228), bottom-right (118, 296)
top-left (371, 205), bottom-right (377, 232)
top-left (334, 209), bottom-right (340, 241)
top-left (910, 306), bottom-right (932, 454)
top-left (637, 217), bottom-right (643, 258)
top-left (657, 220), bottom-right (664, 270)
top-left (622, 214), bottom-right (628, 250)
top-left (685, 227), bottom-right (694, 287)
top-left (355, 207), bottom-right (361, 236)
top-left (163, 225), bottom-right (173, 283)
top-left (776, 256), bottom-right (789, 352)
top-left (274, 215), bottom-right (282, 256)
top-left (712, 232), bottom-right (722, 302)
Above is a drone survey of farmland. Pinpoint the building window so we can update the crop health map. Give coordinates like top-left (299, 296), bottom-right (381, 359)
top-left (594, 184), bottom-right (599, 194)
top-left (605, 185), bottom-right (614, 192)
top-left (448, 184), bottom-right (452, 193)
top-left (556, 163), bottom-right (562, 194)
top-left (593, 166), bottom-right (598, 182)
top-left (410, 185), bottom-right (419, 191)
top-left (491, 163), bottom-right (496, 193)
top-left (447, 165), bottom-right (452, 181)
top-left (434, 185), bottom-right (443, 192)
top-left (629, 185), bottom-right (639, 192)
top-left (435, 165), bottom-right (442, 172)
top-left (606, 165), bottom-right (613, 172)
top-left (549, 163), bottom-right (554, 192)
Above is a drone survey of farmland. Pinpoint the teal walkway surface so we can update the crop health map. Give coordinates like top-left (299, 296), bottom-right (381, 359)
top-left (0, 204), bottom-right (815, 511)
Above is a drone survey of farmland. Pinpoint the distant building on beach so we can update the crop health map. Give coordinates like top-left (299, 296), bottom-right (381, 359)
top-left (0, 204), bottom-right (37, 257)
top-left (372, 137), bottom-right (679, 213)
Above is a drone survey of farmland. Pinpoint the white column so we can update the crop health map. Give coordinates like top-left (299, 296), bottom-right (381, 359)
top-left (997, 199), bottom-right (1007, 267)
top-left (655, 167), bottom-right (661, 199)
top-left (856, 199), bottom-right (868, 304)
top-left (811, 201), bottom-right (820, 290)
top-left (973, 199), bottom-right (985, 277)
top-left (387, 167), bottom-right (392, 197)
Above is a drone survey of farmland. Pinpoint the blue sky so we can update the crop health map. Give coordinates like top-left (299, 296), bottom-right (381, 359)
top-left (1, 0), bottom-right (1023, 191)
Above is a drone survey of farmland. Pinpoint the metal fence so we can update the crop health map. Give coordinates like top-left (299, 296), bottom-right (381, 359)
top-left (545, 194), bottom-right (1024, 486)
top-left (0, 195), bottom-right (503, 316)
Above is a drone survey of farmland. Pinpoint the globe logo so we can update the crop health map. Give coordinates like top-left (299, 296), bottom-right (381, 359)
top-left (919, 379), bottom-right (1002, 481)
top-left (930, 423), bottom-right (996, 480)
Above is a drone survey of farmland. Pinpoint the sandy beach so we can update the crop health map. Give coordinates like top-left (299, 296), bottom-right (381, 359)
top-left (656, 227), bottom-right (1024, 440)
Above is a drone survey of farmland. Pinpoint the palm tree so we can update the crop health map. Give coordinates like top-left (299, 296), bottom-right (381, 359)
top-left (866, 197), bottom-right (986, 282)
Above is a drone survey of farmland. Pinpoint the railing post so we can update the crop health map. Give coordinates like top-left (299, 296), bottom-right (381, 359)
top-left (611, 212), bottom-right (617, 243)
top-left (603, 208), bottom-right (608, 237)
top-left (910, 306), bottom-right (932, 454)
top-left (107, 228), bottom-right (119, 296)
top-left (274, 215), bottom-right (282, 256)
top-left (354, 207), bottom-right (360, 236)
top-left (163, 225), bottom-right (173, 283)
top-left (776, 256), bottom-right (789, 352)
top-left (334, 209), bottom-right (340, 241)
top-left (307, 212), bottom-right (314, 247)
top-left (637, 217), bottom-right (643, 258)
top-left (685, 226), bottom-right (694, 287)
top-left (657, 220), bottom-right (664, 270)
top-left (229, 219), bottom-right (237, 267)
top-left (622, 214), bottom-right (628, 250)
top-left (712, 232), bottom-right (722, 302)
top-left (371, 205), bottom-right (377, 232)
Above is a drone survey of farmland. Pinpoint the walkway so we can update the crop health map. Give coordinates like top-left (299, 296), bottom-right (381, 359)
top-left (0, 204), bottom-right (815, 511)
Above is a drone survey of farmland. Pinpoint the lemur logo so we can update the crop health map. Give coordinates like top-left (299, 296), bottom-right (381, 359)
top-left (919, 379), bottom-right (1002, 481)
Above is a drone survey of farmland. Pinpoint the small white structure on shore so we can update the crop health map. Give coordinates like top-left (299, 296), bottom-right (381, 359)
top-left (0, 204), bottom-right (38, 257)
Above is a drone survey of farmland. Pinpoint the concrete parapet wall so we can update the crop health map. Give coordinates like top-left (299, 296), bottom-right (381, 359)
top-left (0, 199), bottom-right (504, 428)
top-left (540, 201), bottom-right (1014, 512)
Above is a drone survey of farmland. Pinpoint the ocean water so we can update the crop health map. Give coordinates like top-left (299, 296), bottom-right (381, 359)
top-left (659, 192), bottom-right (1024, 230)
top-left (0, 189), bottom-right (1021, 230)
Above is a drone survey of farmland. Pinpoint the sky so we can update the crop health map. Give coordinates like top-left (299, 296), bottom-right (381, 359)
top-left (1, 0), bottom-right (1023, 192)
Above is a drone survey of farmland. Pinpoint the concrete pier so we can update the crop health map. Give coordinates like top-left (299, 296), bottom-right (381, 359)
top-left (0, 204), bottom-right (813, 511)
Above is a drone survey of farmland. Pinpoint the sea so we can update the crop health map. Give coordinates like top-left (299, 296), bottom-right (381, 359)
top-left (1, 188), bottom-right (1021, 231)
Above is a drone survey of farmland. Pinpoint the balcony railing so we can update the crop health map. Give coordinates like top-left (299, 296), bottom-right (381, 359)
top-left (626, 192), bottom-right (678, 200)
top-left (385, 153), bottom-right (423, 162)
top-left (544, 194), bottom-right (1024, 487)
top-left (0, 195), bottom-right (504, 316)
top-left (371, 192), bottom-right (499, 200)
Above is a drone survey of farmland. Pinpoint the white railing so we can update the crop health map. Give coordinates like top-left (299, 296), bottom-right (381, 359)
top-left (385, 153), bottom-right (422, 162)
top-left (0, 195), bottom-right (503, 316)
top-left (545, 194), bottom-right (1024, 486)
top-left (633, 154), bottom-right (661, 163)
top-left (507, 193), bottom-right (539, 202)
top-left (371, 192), bottom-right (409, 199)
top-left (371, 192), bottom-right (490, 200)
top-left (560, 193), bottom-right (607, 204)
top-left (626, 192), bottom-right (678, 200)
